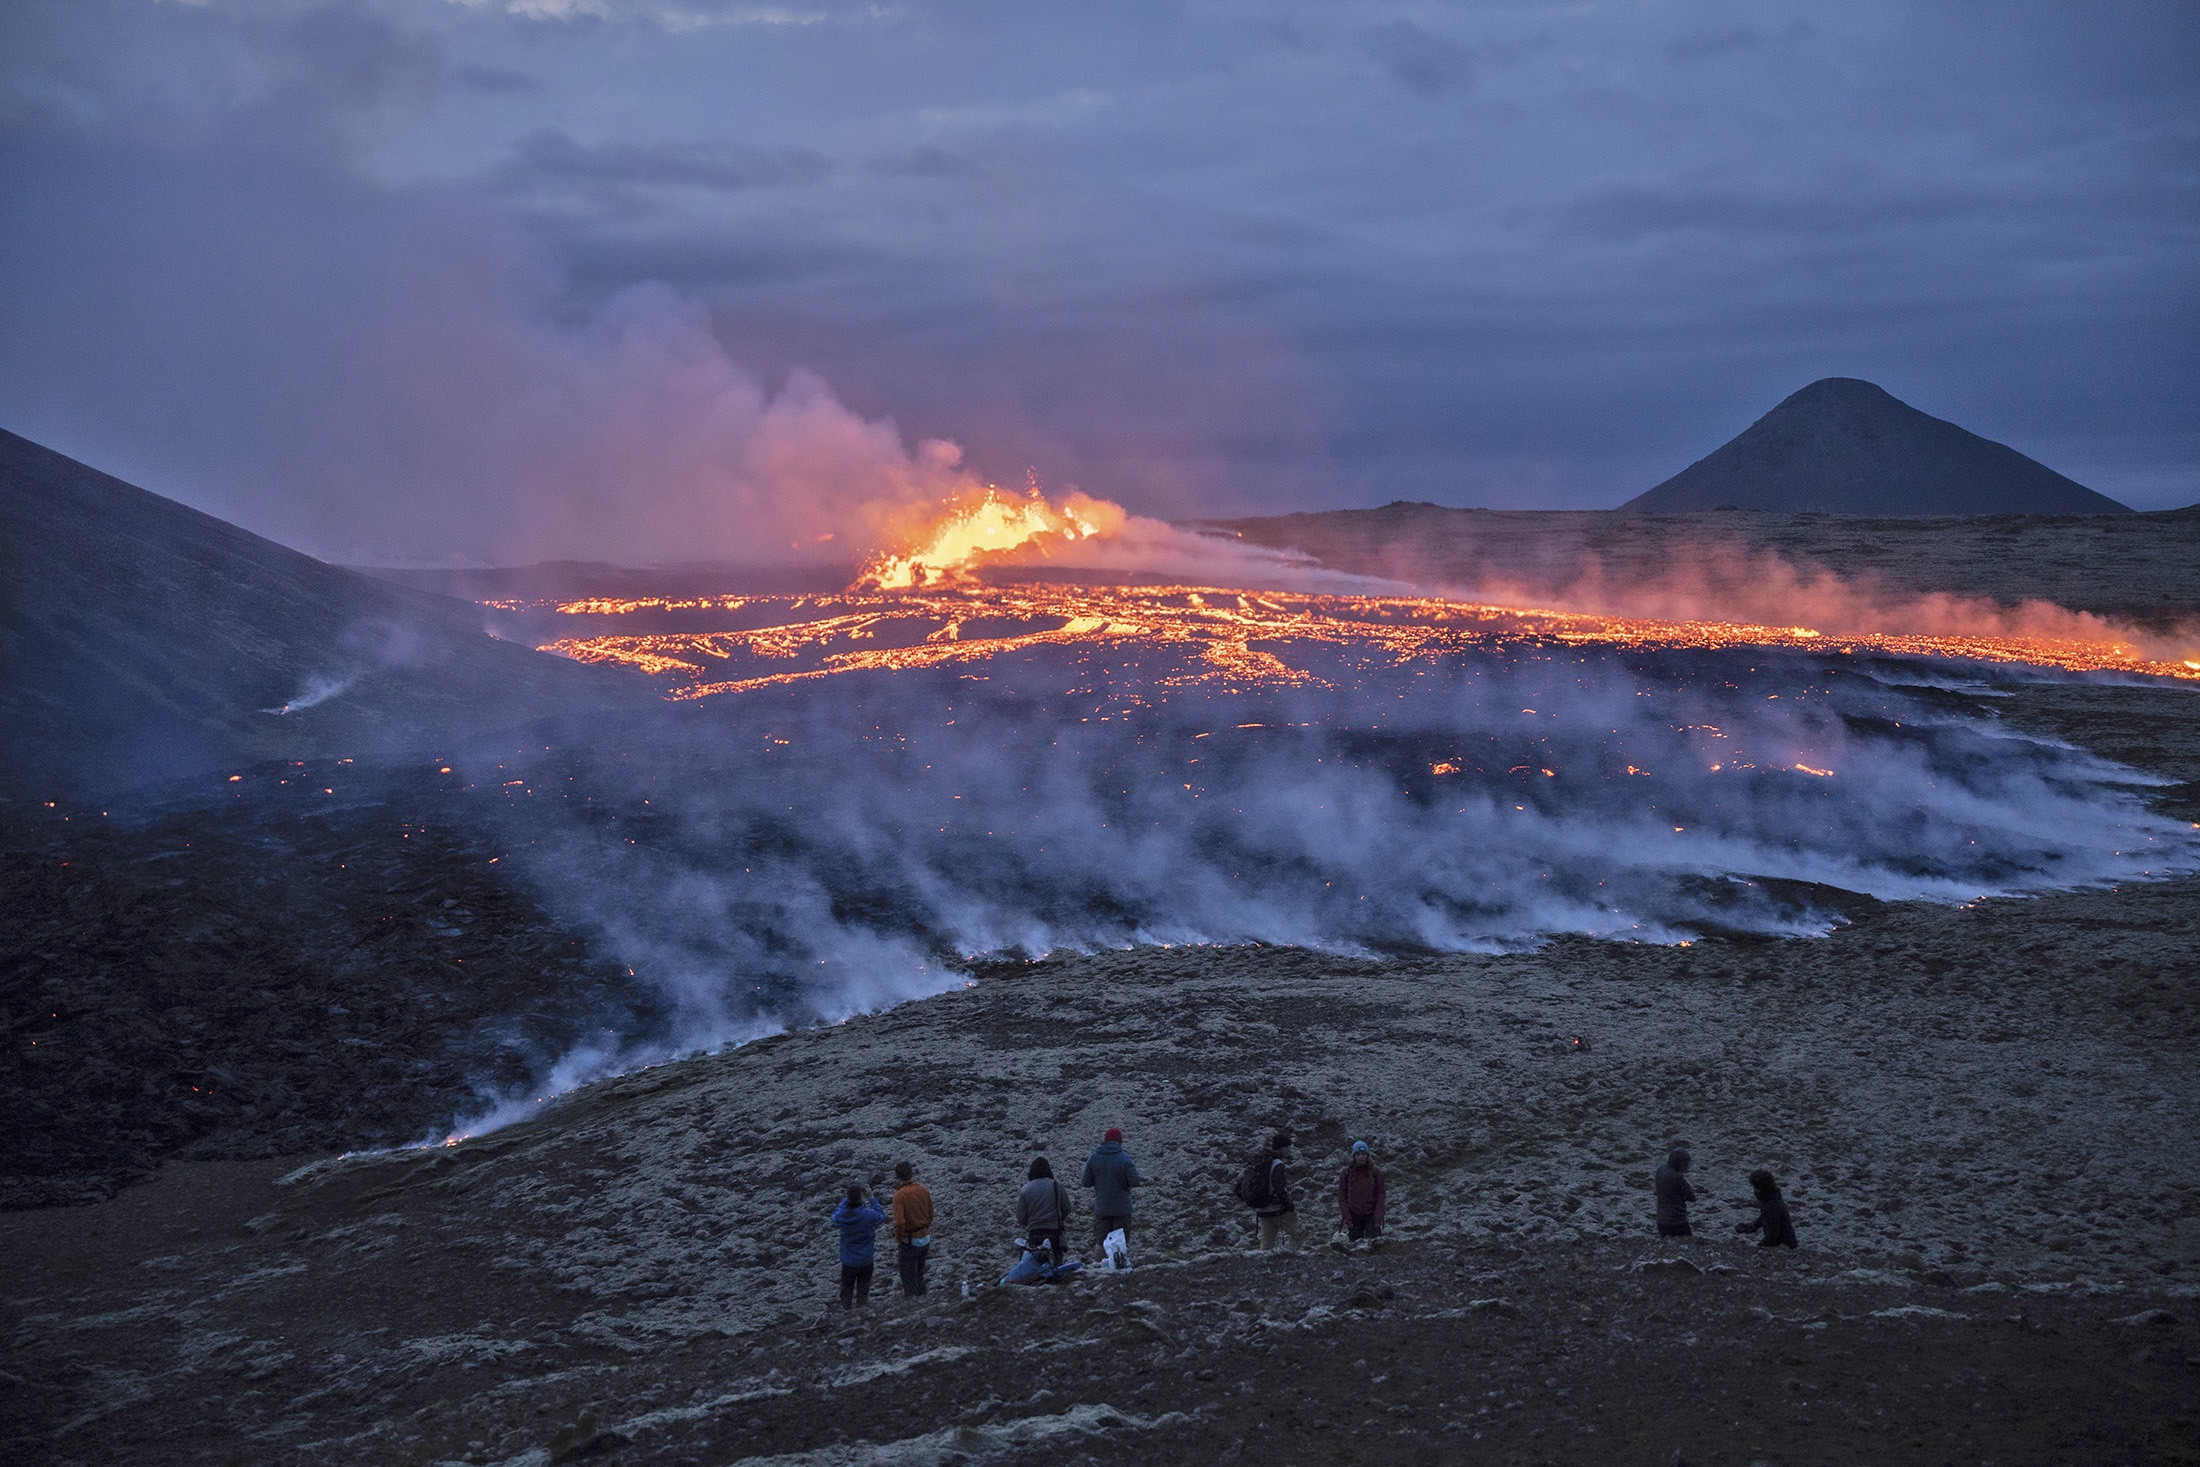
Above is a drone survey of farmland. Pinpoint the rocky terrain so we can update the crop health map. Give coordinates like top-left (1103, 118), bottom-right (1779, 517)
top-left (0, 761), bottom-right (665, 1208)
top-left (3, 803), bottom-right (2198, 1461)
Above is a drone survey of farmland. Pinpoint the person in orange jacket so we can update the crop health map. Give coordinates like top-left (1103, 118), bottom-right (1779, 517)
top-left (889, 1160), bottom-right (935, 1295)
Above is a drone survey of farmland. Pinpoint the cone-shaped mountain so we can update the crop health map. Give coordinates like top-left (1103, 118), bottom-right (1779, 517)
top-left (1622, 378), bottom-right (2130, 515)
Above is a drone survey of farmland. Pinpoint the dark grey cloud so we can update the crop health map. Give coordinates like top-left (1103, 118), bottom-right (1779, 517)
top-left (1664, 22), bottom-right (1813, 62)
top-left (453, 64), bottom-right (542, 97)
top-left (281, 4), bottom-right (443, 109)
top-left (865, 145), bottom-right (974, 178)
top-left (503, 129), bottom-right (832, 194)
top-left (0, 0), bottom-right (2193, 548)
top-left (1361, 20), bottom-right (1476, 99)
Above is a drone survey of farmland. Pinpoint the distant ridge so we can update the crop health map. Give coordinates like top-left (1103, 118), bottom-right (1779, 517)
top-left (0, 429), bottom-right (639, 797)
top-left (1623, 378), bottom-right (2131, 516)
top-left (357, 559), bottom-right (860, 601)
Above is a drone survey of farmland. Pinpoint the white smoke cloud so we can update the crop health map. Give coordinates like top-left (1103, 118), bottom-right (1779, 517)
top-left (261, 671), bottom-right (356, 715)
top-left (439, 636), bottom-right (2198, 1134)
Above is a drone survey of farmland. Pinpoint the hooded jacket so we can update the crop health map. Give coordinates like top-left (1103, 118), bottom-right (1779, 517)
top-left (1740, 1189), bottom-right (1798, 1248)
top-left (1338, 1157), bottom-right (1385, 1225)
top-left (1080, 1141), bottom-right (1143, 1215)
top-left (830, 1197), bottom-right (887, 1267)
top-left (1653, 1150), bottom-right (1696, 1230)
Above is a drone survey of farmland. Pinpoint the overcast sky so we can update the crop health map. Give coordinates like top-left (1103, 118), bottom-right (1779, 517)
top-left (2, 0), bottom-right (2194, 562)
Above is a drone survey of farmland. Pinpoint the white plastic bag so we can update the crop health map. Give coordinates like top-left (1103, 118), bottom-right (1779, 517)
top-left (1102, 1227), bottom-right (1131, 1271)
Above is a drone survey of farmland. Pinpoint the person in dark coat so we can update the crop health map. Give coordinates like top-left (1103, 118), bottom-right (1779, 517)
top-left (1080, 1127), bottom-right (1144, 1253)
top-left (1015, 1156), bottom-right (1071, 1262)
top-left (1255, 1132), bottom-right (1298, 1250)
top-left (1735, 1168), bottom-right (1798, 1248)
top-left (1337, 1140), bottom-right (1386, 1243)
top-left (830, 1182), bottom-right (888, 1309)
top-left (1653, 1146), bottom-right (1696, 1238)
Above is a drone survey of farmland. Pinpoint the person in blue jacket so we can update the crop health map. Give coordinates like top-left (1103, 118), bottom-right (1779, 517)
top-left (830, 1182), bottom-right (888, 1309)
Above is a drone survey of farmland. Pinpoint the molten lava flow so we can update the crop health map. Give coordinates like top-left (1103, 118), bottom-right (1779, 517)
top-left (857, 485), bottom-right (1124, 589)
top-left (531, 582), bottom-right (2200, 701)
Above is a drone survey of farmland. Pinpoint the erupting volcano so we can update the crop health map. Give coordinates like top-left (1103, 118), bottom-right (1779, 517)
top-left (526, 486), bottom-right (2200, 700)
top-left (856, 481), bottom-right (1125, 590)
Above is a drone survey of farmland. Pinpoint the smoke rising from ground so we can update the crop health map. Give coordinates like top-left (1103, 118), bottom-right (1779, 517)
top-left (1452, 545), bottom-right (2200, 664)
top-left (445, 636), bottom-right (2197, 1133)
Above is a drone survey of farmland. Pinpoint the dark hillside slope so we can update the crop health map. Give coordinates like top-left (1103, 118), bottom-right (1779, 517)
top-left (0, 430), bottom-right (638, 797)
top-left (1623, 378), bottom-right (2131, 515)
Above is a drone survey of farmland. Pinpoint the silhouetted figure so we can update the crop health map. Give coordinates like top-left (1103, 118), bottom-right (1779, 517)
top-left (1015, 1156), bottom-right (1070, 1262)
top-left (1337, 1140), bottom-right (1386, 1243)
top-left (1654, 1146), bottom-right (1696, 1238)
top-left (830, 1182), bottom-right (887, 1309)
top-left (1736, 1168), bottom-right (1798, 1248)
top-left (890, 1160), bottom-right (935, 1295)
top-left (1253, 1132), bottom-right (1298, 1250)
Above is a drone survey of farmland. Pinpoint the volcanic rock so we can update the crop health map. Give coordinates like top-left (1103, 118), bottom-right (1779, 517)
top-left (0, 428), bottom-right (643, 798)
top-left (0, 767), bottom-right (665, 1208)
top-left (1621, 377), bottom-right (2131, 515)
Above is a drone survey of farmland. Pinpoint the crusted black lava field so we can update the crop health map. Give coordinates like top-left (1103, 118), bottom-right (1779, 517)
top-left (0, 763), bottom-right (660, 1208)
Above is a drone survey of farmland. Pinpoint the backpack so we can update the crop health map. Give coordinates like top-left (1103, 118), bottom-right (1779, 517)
top-left (1232, 1155), bottom-right (1274, 1209)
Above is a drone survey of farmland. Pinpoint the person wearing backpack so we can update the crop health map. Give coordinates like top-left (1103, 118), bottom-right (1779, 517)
top-left (1015, 1156), bottom-right (1071, 1262)
top-left (1079, 1127), bottom-right (1144, 1255)
top-left (1235, 1132), bottom-right (1298, 1251)
top-left (1337, 1140), bottom-right (1386, 1243)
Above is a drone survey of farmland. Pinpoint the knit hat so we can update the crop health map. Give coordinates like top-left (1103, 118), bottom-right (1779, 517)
top-left (1352, 1141), bottom-right (1371, 1156)
top-left (1104, 1127), bottom-right (1123, 1142)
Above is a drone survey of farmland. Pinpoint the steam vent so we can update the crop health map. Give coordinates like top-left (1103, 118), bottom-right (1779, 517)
top-left (1623, 377), bottom-right (2133, 515)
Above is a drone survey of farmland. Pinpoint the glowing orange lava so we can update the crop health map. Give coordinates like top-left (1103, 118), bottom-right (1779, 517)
top-left (528, 582), bottom-right (2200, 700)
top-left (857, 485), bottom-right (1124, 590)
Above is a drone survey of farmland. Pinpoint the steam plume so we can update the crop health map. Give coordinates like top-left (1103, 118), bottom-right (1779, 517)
top-left (440, 633), bottom-right (2199, 1136)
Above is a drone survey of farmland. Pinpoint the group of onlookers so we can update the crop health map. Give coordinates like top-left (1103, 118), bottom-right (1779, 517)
top-left (828, 1131), bottom-right (1795, 1308)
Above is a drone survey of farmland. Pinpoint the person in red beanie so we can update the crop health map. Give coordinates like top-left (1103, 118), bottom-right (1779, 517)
top-left (1080, 1126), bottom-right (1143, 1254)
